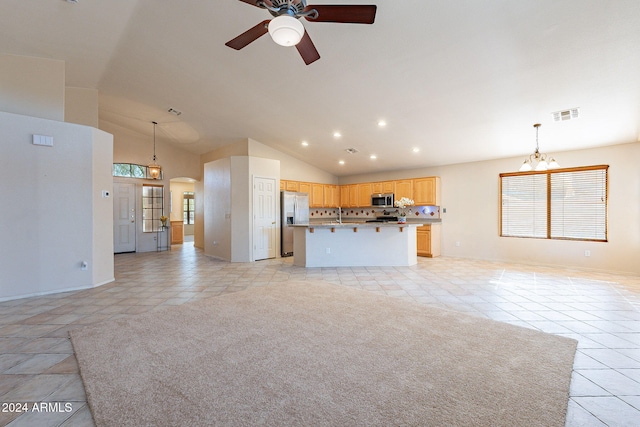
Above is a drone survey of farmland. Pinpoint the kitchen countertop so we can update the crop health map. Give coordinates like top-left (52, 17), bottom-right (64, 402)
top-left (292, 222), bottom-right (423, 229)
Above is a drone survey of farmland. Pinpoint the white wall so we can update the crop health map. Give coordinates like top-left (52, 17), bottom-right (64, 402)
top-left (0, 53), bottom-right (65, 121)
top-left (340, 142), bottom-right (640, 275)
top-left (204, 158), bottom-right (231, 260)
top-left (0, 111), bottom-right (114, 301)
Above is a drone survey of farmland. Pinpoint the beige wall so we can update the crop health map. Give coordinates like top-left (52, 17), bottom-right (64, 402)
top-left (65, 87), bottom-right (99, 127)
top-left (0, 53), bottom-right (65, 121)
top-left (169, 181), bottom-right (195, 224)
top-left (248, 138), bottom-right (337, 184)
top-left (340, 142), bottom-right (640, 275)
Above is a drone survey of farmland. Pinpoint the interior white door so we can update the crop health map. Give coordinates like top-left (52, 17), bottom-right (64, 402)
top-left (114, 183), bottom-right (136, 253)
top-left (253, 177), bottom-right (277, 261)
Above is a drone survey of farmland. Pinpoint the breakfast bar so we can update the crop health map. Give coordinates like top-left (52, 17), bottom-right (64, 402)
top-left (291, 223), bottom-right (422, 267)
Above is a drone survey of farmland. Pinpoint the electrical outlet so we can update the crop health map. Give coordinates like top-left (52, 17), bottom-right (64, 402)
top-left (584, 250), bottom-right (591, 257)
top-left (326, 248), bottom-right (331, 254)
top-left (455, 241), bottom-right (460, 247)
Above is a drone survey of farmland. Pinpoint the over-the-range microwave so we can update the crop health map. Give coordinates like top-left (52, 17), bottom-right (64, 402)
top-left (371, 193), bottom-right (394, 208)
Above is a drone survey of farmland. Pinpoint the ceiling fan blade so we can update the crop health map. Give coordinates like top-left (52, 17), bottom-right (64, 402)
top-left (238, 0), bottom-right (273, 8)
top-left (225, 20), bottom-right (270, 50)
top-left (304, 5), bottom-right (377, 24)
top-left (296, 30), bottom-right (320, 65)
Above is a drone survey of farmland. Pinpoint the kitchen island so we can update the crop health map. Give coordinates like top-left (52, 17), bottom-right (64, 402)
top-left (291, 223), bottom-right (422, 267)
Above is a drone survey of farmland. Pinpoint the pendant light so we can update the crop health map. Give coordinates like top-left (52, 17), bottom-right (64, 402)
top-left (519, 123), bottom-right (559, 172)
top-left (148, 121), bottom-right (162, 179)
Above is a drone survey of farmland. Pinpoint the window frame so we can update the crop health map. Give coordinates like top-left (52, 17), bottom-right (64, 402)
top-left (499, 165), bottom-right (609, 242)
top-left (142, 184), bottom-right (164, 233)
top-left (183, 192), bottom-right (195, 225)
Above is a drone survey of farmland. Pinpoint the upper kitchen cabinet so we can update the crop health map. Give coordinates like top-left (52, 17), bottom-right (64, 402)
top-left (372, 181), bottom-right (394, 194)
top-left (358, 183), bottom-right (372, 207)
top-left (310, 183), bottom-right (325, 207)
top-left (324, 185), bottom-right (339, 208)
top-left (280, 181), bottom-right (299, 191)
top-left (394, 180), bottom-right (413, 200)
top-left (298, 182), bottom-right (311, 195)
top-left (413, 177), bottom-right (441, 206)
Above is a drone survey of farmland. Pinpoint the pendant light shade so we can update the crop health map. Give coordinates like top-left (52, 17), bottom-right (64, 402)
top-left (148, 121), bottom-right (162, 179)
top-left (519, 123), bottom-right (559, 172)
top-left (268, 15), bottom-right (304, 46)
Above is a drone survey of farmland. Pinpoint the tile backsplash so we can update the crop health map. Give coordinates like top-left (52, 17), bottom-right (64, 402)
top-left (309, 206), bottom-right (440, 220)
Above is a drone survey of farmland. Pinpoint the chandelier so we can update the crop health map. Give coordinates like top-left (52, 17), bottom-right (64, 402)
top-left (519, 123), bottom-right (559, 172)
top-left (148, 121), bottom-right (162, 179)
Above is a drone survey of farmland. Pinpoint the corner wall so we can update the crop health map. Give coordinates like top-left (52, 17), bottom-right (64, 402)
top-left (0, 111), bottom-right (114, 301)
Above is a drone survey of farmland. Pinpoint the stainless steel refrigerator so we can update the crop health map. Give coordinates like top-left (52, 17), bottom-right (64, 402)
top-left (281, 191), bottom-right (309, 257)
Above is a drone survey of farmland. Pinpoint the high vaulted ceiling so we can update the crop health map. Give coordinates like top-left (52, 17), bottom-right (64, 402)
top-left (1, 0), bottom-right (639, 176)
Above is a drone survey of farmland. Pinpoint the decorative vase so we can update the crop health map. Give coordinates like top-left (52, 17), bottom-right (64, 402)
top-left (398, 216), bottom-right (407, 224)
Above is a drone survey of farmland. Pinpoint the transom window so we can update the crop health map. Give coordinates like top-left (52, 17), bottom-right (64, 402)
top-left (500, 165), bottom-right (608, 242)
top-left (113, 163), bottom-right (163, 180)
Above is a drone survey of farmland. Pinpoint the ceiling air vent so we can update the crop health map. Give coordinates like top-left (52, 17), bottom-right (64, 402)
top-left (552, 108), bottom-right (580, 122)
top-left (345, 148), bottom-right (359, 154)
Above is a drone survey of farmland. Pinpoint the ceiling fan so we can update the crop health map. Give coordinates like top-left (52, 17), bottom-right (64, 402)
top-left (225, 0), bottom-right (377, 65)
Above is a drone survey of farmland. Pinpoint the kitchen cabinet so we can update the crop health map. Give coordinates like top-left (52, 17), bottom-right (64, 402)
top-left (416, 224), bottom-right (441, 257)
top-left (324, 185), bottom-right (339, 208)
top-left (340, 185), bottom-right (350, 207)
top-left (285, 180), bottom-right (300, 192)
top-left (298, 182), bottom-right (311, 195)
top-left (358, 183), bottom-right (372, 207)
top-left (372, 181), bottom-right (394, 194)
top-left (394, 180), bottom-right (413, 201)
top-left (348, 185), bottom-right (358, 207)
top-left (310, 183), bottom-right (325, 207)
top-left (280, 180), bottom-right (286, 190)
top-left (413, 177), bottom-right (440, 206)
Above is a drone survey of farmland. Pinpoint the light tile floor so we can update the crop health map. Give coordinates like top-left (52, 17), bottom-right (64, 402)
top-left (1, 243), bottom-right (639, 426)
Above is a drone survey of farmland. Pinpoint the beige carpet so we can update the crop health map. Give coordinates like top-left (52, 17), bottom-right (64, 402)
top-left (70, 281), bottom-right (577, 426)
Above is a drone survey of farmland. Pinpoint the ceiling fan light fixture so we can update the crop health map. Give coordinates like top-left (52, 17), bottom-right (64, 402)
top-left (268, 15), bottom-right (304, 46)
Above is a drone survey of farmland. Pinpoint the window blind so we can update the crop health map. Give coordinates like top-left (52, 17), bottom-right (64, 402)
top-left (500, 165), bottom-right (608, 242)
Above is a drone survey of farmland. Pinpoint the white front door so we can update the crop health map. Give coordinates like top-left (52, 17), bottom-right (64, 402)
top-left (253, 177), bottom-right (277, 261)
top-left (114, 183), bottom-right (136, 253)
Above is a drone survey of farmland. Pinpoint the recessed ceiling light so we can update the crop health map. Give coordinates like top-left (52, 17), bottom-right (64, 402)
top-left (370, 154), bottom-right (377, 160)
top-left (338, 160), bottom-right (345, 165)
top-left (377, 120), bottom-right (387, 127)
top-left (301, 141), bottom-right (309, 146)
top-left (333, 132), bottom-right (342, 138)
top-left (412, 147), bottom-right (420, 153)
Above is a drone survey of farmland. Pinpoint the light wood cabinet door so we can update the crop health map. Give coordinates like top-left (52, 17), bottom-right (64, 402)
top-left (416, 227), bottom-right (431, 257)
top-left (298, 182), bottom-right (311, 195)
top-left (417, 224), bottom-right (441, 257)
top-left (348, 185), bottom-right (358, 207)
top-left (394, 180), bottom-right (413, 200)
top-left (372, 181), bottom-right (394, 194)
top-left (310, 183), bottom-right (324, 207)
top-left (413, 177), bottom-right (440, 206)
top-left (358, 183), bottom-right (372, 207)
top-left (280, 180), bottom-right (286, 190)
top-left (340, 185), bottom-right (350, 207)
top-left (323, 185), bottom-right (338, 207)
top-left (286, 181), bottom-right (299, 192)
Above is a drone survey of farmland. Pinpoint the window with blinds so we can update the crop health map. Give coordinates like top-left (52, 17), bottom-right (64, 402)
top-left (500, 165), bottom-right (608, 241)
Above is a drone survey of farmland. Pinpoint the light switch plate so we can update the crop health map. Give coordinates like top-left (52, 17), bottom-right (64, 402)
top-left (33, 134), bottom-right (53, 147)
